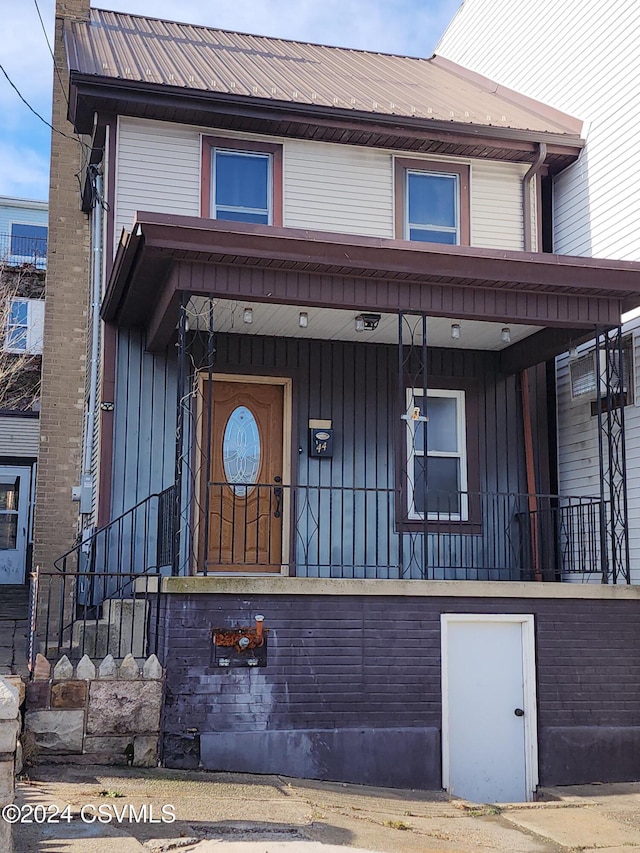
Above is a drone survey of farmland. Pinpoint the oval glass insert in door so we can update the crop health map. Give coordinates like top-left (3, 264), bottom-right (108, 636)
top-left (222, 406), bottom-right (261, 496)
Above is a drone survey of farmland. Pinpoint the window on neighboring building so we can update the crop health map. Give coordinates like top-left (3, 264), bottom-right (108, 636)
top-left (406, 388), bottom-right (468, 520)
top-left (395, 159), bottom-right (470, 245)
top-left (202, 137), bottom-right (283, 225)
top-left (3, 298), bottom-right (44, 355)
top-left (10, 223), bottom-right (48, 260)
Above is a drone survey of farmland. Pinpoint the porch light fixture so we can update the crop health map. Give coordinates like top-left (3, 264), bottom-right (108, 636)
top-left (299, 311), bottom-right (308, 328)
top-left (243, 307), bottom-right (253, 324)
top-left (354, 313), bottom-right (381, 332)
top-left (501, 327), bottom-right (511, 344)
top-left (451, 323), bottom-right (461, 340)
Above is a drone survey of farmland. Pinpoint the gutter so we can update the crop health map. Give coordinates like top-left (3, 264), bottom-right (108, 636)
top-left (523, 142), bottom-right (547, 251)
top-left (68, 73), bottom-right (585, 152)
top-left (82, 167), bottom-right (104, 507)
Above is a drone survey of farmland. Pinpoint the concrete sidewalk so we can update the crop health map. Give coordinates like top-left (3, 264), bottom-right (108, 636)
top-left (12, 765), bottom-right (640, 853)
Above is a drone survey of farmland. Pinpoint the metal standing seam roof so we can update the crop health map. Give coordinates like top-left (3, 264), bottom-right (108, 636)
top-left (68, 9), bottom-right (582, 137)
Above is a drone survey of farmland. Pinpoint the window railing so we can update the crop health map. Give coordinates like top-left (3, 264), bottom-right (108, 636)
top-left (0, 232), bottom-right (47, 268)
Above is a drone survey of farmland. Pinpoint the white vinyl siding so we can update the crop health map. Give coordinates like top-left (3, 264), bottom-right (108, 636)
top-left (113, 117), bottom-right (528, 254)
top-left (438, 0), bottom-right (640, 261)
top-left (115, 118), bottom-right (201, 251)
top-left (0, 416), bottom-right (39, 457)
top-left (284, 140), bottom-right (393, 237)
top-left (556, 322), bottom-right (640, 583)
top-left (471, 160), bottom-right (528, 251)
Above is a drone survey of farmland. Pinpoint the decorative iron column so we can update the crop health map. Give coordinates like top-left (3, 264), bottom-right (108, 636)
top-left (172, 294), bottom-right (189, 576)
top-left (173, 295), bottom-right (217, 576)
top-left (595, 325), bottom-right (630, 583)
top-left (398, 312), bottom-right (429, 579)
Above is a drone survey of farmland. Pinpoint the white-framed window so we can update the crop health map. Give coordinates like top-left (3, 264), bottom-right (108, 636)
top-left (4, 298), bottom-right (44, 355)
top-left (406, 170), bottom-right (460, 244)
top-left (211, 149), bottom-right (272, 224)
top-left (406, 388), bottom-right (468, 521)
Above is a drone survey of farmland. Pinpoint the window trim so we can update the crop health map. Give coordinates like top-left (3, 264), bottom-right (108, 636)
top-left (3, 298), bottom-right (44, 355)
top-left (405, 387), bottom-right (469, 522)
top-left (201, 136), bottom-right (283, 225)
top-left (394, 158), bottom-right (470, 245)
top-left (4, 299), bottom-right (29, 354)
top-left (396, 376), bottom-right (481, 534)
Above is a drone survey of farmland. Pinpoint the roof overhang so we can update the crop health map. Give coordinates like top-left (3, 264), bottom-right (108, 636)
top-left (102, 214), bottom-right (640, 369)
top-left (68, 73), bottom-right (583, 174)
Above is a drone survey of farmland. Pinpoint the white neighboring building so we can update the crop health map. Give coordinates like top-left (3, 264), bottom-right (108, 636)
top-left (0, 196), bottom-right (47, 585)
top-left (438, 0), bottom-right (640, 582)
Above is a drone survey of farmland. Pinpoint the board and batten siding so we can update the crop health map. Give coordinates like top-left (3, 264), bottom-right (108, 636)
top-left (112, 328), bottom-right (538, 578)
top-left (438, 0), bottom-right (640, 261)
top-left (114, 117), bottom-right (530, 254)
top-left (556, 320), bottom-right (640, 584)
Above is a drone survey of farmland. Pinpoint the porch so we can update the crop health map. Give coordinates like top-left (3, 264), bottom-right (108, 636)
top-left (32, 214), bottom-right (638, 662)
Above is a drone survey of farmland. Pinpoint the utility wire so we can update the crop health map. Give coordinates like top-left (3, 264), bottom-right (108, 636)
top-left (0, 62), bottom-right (86, 149)
top-left (32, 0), bottom-right (69, 108)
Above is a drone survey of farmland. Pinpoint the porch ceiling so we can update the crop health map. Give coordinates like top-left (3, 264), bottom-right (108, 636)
top-left (103, 213), bottom-right (640, 360)
top-left (192, 299), bottom-right (543, 350)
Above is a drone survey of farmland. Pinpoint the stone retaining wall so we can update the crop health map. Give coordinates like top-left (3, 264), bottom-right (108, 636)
top-left (24, 653), bottom-right (163, 766)
top-left (0, 676), bottom-right (21, 853)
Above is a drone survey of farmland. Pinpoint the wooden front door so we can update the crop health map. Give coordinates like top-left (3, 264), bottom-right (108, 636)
top-left (202, 380), bottom-right (285, 572)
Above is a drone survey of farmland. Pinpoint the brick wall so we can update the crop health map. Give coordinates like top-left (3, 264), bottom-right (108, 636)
top-left (34, 0), bottom-right (91, 572)
top-left (160, 593), bottom-right (640, 787)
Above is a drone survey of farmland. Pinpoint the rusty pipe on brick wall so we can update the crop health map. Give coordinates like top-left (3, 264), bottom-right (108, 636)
top-left (255, 615), bottom-right (264, 642)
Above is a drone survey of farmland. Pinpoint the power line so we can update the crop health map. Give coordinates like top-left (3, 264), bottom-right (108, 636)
top-left (32, 0), bottom-right (69, 108)
top-left (0, 62), bottom-right (90, 153)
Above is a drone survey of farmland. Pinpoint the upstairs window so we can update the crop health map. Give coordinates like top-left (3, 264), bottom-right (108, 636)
top-left (395, 159), bottom-right (470, 245)
top-left (10, 223), bottom-right (48, 261)
top-left (4, 298), bottom-right (44, 355)
top-left (202, 137), bottom-right (283, 225)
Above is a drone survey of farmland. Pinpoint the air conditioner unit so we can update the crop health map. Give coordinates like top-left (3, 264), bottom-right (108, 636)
top-left (569, 347), bottom-right (630, 401)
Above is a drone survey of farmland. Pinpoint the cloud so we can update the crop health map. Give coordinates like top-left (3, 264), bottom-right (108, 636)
top-left (0, 0), bottom-right (462, 198)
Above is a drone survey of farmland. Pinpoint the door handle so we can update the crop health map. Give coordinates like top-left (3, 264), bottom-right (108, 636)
top-left (273, 480), bottom-right (283, 518)
top-left (514, 708), bottom-right (525, 717)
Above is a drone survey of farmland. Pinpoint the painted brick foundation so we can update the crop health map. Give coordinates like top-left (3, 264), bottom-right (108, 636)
top-left (159, 591), bottom-right (640, 788)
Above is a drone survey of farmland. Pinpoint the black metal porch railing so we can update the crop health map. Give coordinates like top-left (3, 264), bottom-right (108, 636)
top-left (202, 483), bottom-right (605, 581)
top-left (29, 487), bottom-right (174, 664)
top-left (32, 482), bottom-right (606, 664)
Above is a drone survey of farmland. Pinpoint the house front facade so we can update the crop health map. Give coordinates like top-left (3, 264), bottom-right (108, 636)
top-left (34, 1), bottom-right (640, 801)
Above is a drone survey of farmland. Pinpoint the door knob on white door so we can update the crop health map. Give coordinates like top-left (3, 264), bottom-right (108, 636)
top-left (514, 708), bottom-right (525, 717)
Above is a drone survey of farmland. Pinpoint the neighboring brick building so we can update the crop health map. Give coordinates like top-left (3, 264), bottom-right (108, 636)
top-left (33, 0), bottom-right (91, 576)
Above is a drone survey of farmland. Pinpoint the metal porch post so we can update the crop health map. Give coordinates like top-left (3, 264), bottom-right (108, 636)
top-left (595, 325), bottom-right (630, 584)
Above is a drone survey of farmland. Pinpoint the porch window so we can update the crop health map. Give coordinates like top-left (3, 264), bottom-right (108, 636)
top-left (406, 388), bottom-right (468, 520)
top-left (201, 136), bottom-right (283, 225)
top-left (394, 158), bottom-right (470, 245)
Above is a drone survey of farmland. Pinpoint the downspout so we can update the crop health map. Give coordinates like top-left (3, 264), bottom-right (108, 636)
top-left (82, 166), bottom-right (104, 514)
top-left (523, 142), bottom-right (547, 252)
top-left (521, 144), bottom-right (546, 579)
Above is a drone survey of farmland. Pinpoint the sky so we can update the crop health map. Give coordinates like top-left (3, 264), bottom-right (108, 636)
top-left (0, 0), bottom-right (462, 201)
